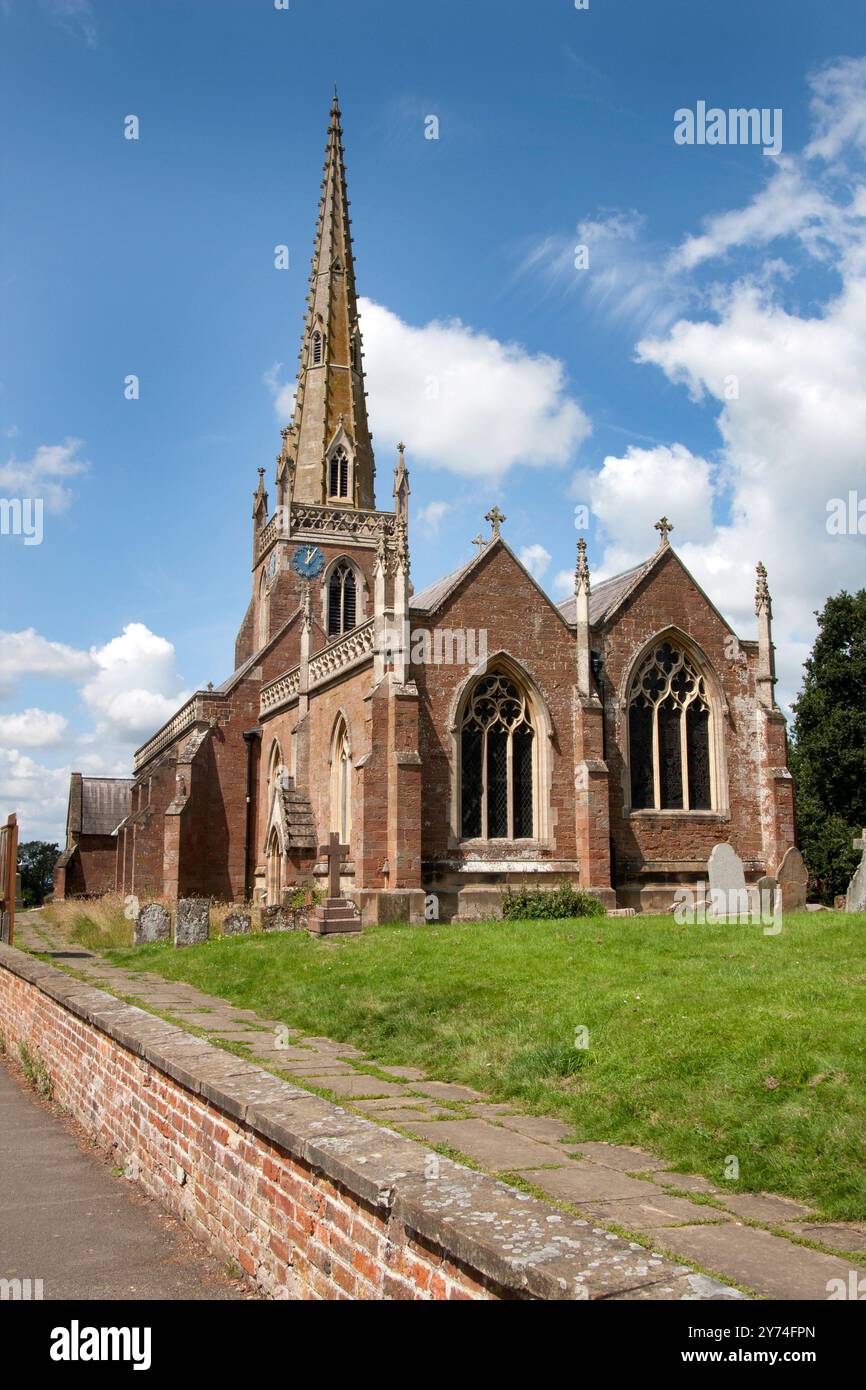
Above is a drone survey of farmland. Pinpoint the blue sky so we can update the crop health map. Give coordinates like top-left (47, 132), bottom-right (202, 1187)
top-left (2, 0), bottom-right (866, 840)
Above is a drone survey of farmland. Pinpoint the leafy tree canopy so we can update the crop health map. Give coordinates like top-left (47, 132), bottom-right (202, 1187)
top-left (17, 840), bottom-right (60, 907)
top-left (789, 589), bottom-right (866, 901)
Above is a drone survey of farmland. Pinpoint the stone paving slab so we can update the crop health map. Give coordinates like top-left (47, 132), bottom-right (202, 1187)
top-left (276, 1060), bottom-right (359, 1076)
top-left (574, 1141), bottom-right (670, 1173)
top-left (515, 1165), bottom-right (665, 1204)
top-left (652, 1171), bottom-right (721, 1194)
top-left (379, 1064), bottom-right (428, 1081)
top-left (406, 1119), bottom-right (579, 1172)
top-left (656, 1223), bottom-right (859, 1301)
top-left (499, 1114), bottom-right (577, 1145)
top-left (412, 1081), bottom-right (486, 1103)
top-left (714, 1192), bottom-right (815, 1223)
top-left (304, 1073), bottom-right (410, 1099)
top-left (577, 1193), bottom-right (735, 1230)
top-left (784, 1223), bottom-right (866, 1253)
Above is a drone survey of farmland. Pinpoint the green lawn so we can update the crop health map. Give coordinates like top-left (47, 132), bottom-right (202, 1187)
top-left (106, 912), bottom-right (866, 1220)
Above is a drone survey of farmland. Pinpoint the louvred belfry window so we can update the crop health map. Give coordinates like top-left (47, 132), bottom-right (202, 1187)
top-left (460, 672), bottom-right (535, 839)
top-left (328, 447), bottom-right (350, 499)
top-left (327, 562), bottom-right (357, 636)
top-left (627, 641), bottom-right (713, 811)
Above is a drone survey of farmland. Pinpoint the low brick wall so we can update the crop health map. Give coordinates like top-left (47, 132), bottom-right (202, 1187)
top-left (0, 944), bottom-right (707, 1300)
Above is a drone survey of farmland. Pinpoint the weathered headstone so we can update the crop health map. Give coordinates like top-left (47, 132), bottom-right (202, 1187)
top-left (134, 902), bottom-right (171, 945)
top-left (707, 843), bottom-right (748, 920)
top-left (845, 830), bottom-right (866, 914)
top-left (261, 904), bottom-right (292, 932)
top-left (175, 897), bottom-right (209, 947)
top-left (222, 910), bottom-right (252, 936)
top-left (755, 874), bottom-right (779, 920)
top-left (778, 846), bottom-right (808, 913)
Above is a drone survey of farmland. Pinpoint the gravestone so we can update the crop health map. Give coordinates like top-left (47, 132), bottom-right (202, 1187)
top-left (175, 897), bottom-right (209, 947)
top-left (845, 830), bottom-right (866, 913)
top-left (755, 874), bottom-right (779, 919)
top-left (778, 846), bottom-right (808, 912)
top-left (261, 904), bottom-right (293, 932)
top-left (309, 832), bottom-right (361, 935)
top-left (707, 843), bottom-right (748, 920)
top-left (134, 902), bottom-right (171, 945)
top-left (222, 910), bottom-right (252, 936)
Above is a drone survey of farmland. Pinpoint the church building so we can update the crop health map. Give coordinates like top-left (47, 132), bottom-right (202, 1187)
top-left (55, 94), bottom-right (796, 920)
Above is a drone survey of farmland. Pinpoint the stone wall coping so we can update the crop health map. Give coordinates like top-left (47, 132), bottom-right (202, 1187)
top-left (0, 943), bottom-right (719, 1301)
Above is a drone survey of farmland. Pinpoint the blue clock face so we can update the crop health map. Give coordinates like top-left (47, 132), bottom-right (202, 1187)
top-left (291, 544), bottom-right (325, 580)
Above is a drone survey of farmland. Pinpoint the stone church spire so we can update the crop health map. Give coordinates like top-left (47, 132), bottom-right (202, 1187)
top-left (287, 88), bottom-right (376, 510)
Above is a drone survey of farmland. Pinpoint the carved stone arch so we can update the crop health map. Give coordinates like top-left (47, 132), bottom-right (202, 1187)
top-left (310, 316), bottom-right (326, 367)
top-left (321, 554), bottom-right (367, 635)
top-left (257, 567), bottom-right (270, 649)
top-left (449, 651), bottom-right (553, 846)
top-left (329, 712), bottom-right (353, 846)
top-left (325, 420), bottom-right (355, 502)
top-left (621, 627), bottom-right (729, 815)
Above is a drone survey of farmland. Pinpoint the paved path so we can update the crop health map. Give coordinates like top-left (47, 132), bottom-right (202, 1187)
top-left (15, 911), bottom-right (866, 1300)
top-left (0, 1060), bottom-right (251, 1300)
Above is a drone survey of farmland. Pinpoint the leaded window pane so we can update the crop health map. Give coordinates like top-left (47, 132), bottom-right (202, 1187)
top-left (687, 704), bottom-right (711, 810)
top-left (487, 727), bottom-right (508, 838)
top-left (629, 704), bottom-right (654, 809)
top-left (461, 727), bottom-right (483, 838)
top-left (513, 724), bottom-right (534, 837)
top-left (658, 701), bottom-right (683, 810)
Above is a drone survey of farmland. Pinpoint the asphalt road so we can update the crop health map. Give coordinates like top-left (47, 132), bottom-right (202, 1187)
top-left (0, 1060), bottom-right (251, 1301)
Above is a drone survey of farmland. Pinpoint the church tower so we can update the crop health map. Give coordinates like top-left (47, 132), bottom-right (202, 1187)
top-left (235, 89), bottom-right (402, 672)
top-left (288, 87), bottom-right (376, 510)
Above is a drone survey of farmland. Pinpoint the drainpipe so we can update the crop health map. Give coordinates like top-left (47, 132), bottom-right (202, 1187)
top-left (242, 727), bottom-right (261, 902)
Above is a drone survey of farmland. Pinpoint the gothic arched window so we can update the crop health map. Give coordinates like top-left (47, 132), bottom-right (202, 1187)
top-left (460, 671), bottom-right (535, 839)
top-left (331, 717), bottom-right (352, 845)
top-left (257, 569), bottom-right (269, 649)
top-left (627, 640), bottom-right (713, 811)
top-left (311, 329), bottom-right (323, 366)
top-left (328, 446), bottom-right (350, 500)
top-left (328, 561), bottom-right (357, 636)
top-left (266, 826), bottom-right (282, 906)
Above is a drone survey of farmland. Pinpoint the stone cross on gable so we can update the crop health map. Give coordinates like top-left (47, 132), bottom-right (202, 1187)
top-left (655, 516), bottom-right (674, 548)
top-left (485, 506), bottom-right (506, 537)
top-left (319, 831), bottom-right (350, 899)
top-left (471, 534), bottom-right (486, 553)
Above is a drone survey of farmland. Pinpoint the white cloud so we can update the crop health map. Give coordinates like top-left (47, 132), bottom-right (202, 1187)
top-left (0, 709), bottom-right (68, 748)
top-left (81, 623), bottom-right (190, 739)
top-left (0, 439), bottom-right (88, 512)
top-left (0, 628), bottom-right (94, 695)
top-left (668, 159), bottom-right (843, 271)
top-left (263, 362), bottom-right (296, 422)
top-left (577, 444), bottom-right (716, 580)
top-left (518, 543), bottom-right (552, 580)
top-left (0, 749), bottom-right (71, 844)
top-left (553, 568), bottom-right (575, 597)
top-left (515, 211), bottom-right (691, 334)
top-left (805, 57), bottom-right (866, 163)
top-left (415, 500), bottom-right (452, 534)
top-left (264, 300), bottom-right (590, 478)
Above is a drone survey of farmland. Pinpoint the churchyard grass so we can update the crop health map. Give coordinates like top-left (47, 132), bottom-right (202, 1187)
top-left (103, 911), bottom-right (866, 1219)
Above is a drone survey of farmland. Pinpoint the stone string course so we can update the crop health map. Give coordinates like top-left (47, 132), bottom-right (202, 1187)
top-left (0, 944), bottom-right (725, 1302)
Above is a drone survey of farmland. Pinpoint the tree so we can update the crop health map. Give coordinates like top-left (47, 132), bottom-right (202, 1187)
top-left (17, 841), bottom-right (60, 907)
top-left (789, 589), bottom-right (866, 902)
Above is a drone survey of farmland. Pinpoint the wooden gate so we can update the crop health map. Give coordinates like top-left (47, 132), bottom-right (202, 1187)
top-left (0, 813), bottom-right (18, 945)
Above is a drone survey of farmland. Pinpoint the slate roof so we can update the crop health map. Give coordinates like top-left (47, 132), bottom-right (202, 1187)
top-left (78, 778), bottom-right (134, 836)
top-left (557, 558), bottom-right (656, 627)
top-left (409, 557), bottom-right (477, 613)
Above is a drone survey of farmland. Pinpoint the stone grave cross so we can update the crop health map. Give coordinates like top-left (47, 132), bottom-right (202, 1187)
top-left (319, 831), bottom-right (349, 899)
top-left (854, 830), bottom-right (866, 854)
